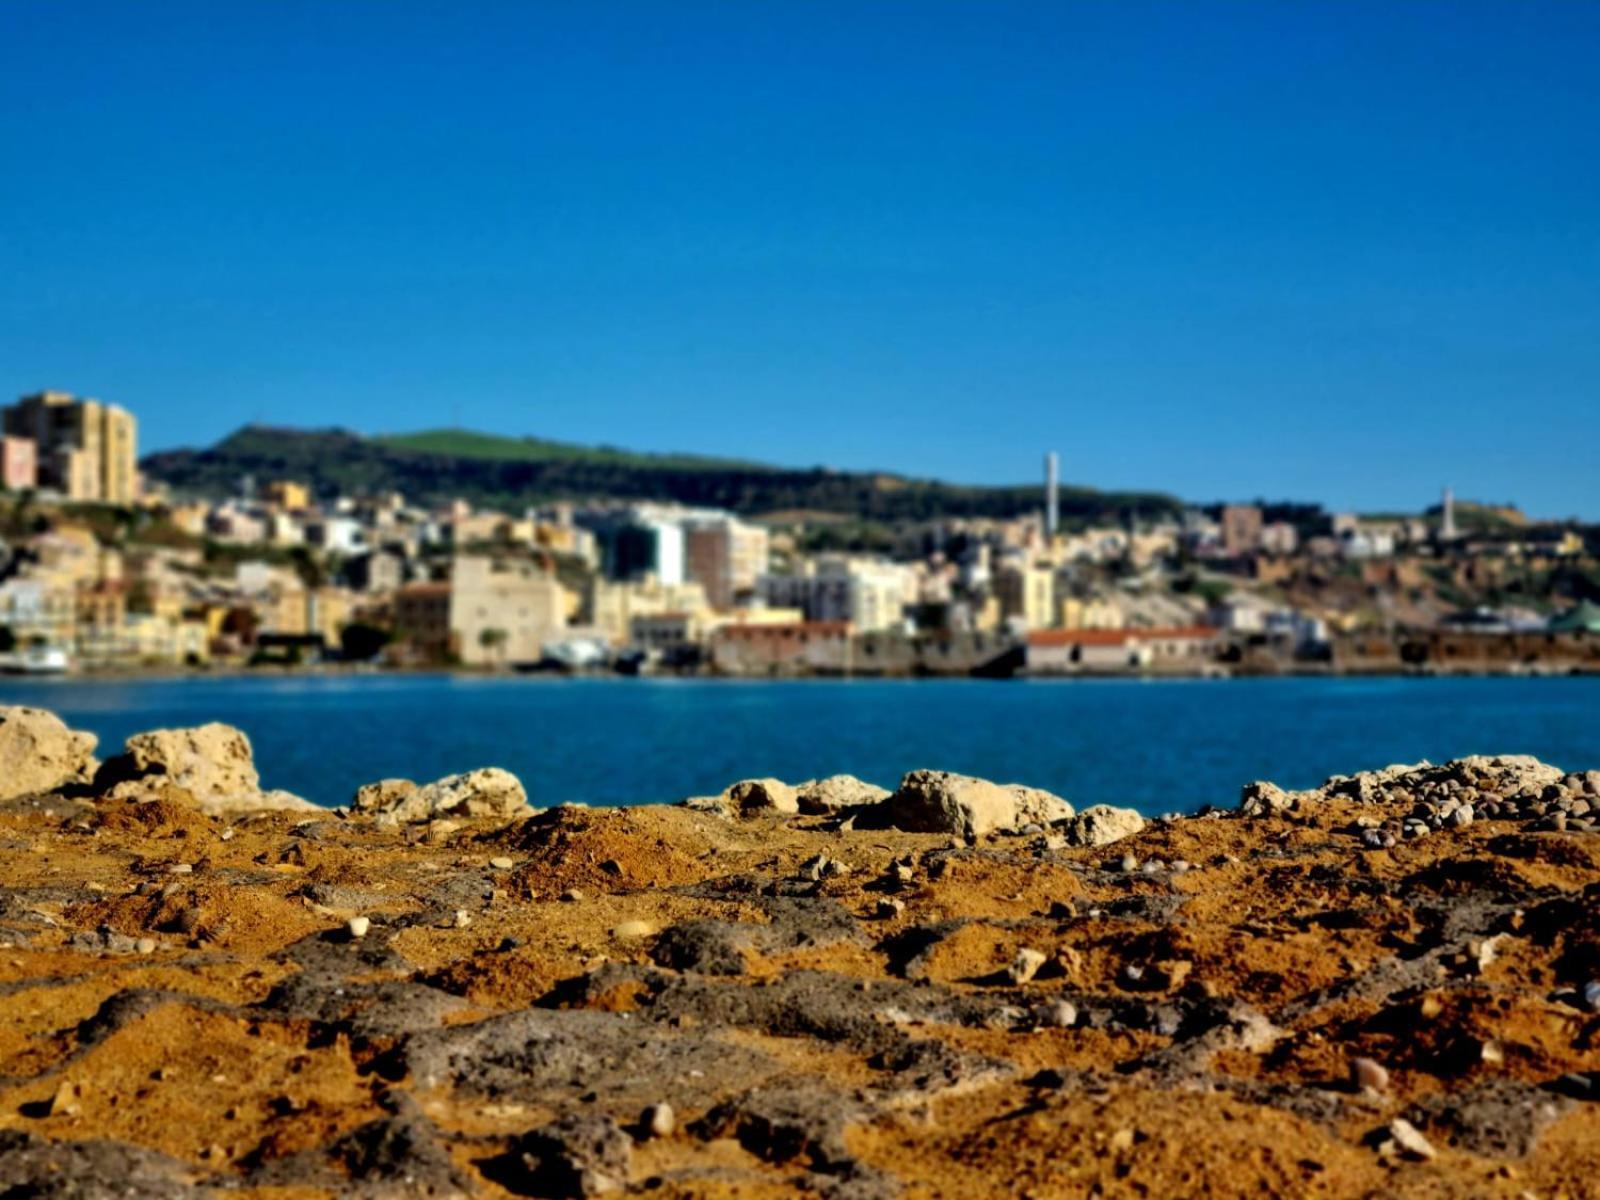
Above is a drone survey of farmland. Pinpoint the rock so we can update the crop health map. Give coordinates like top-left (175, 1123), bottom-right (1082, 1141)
top-left (347, 916), bottom-right (371, 940)
top-left (511, 1114), bottom-right (631, 1197)
top-left (95, 723), bottom-right (316, 815)
top-left (355, 768), bottom-right (530, 824)
top-left (135, 937), bottom-right (156, 955)
top-left (1061, 805), bottom-right (1147, 848)
top-left (794, 774), bottom-right (890, 814)
top-left (0, 706), bottom-right (99, 801)
top-left (1043, 999), bottom-right (1078, 1028)
top-left (724, 778), bottom-right (798, 816)
top-left (1350, 1056), bottom-right (1390, 1093)
top-left (639, 1102), bottom-right (675, 1140)
top-left (1239, 780), bottom-right (1295, 817)
top-left (1582, 980), bottom-right (1600, 1013)
top-left (351, 778), bottom-right (419, 814)
top-left (1386, 1118), bottom-right (1436, 1161)
top-left (48, 1080), bottom-right (84, 1116)
top-left (878, 769), bottom-right (1061, 837)
top-left (489, 856), bottom-right (515, 871)
top-left (1005, 784), bottom-right (1075, 824)
top-left (1008, 948), bottom-right (1047, 985)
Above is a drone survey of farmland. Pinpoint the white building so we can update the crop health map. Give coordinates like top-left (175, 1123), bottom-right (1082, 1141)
top-left (760, 557), bottom-right (913, 633)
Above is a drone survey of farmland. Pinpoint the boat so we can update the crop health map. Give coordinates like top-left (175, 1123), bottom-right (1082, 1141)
top-left (1, 645), bottom-right (72, 675)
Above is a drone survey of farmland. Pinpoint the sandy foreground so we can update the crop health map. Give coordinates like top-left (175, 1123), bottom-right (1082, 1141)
top-left (0, 715), bottom-right (1597, 1198)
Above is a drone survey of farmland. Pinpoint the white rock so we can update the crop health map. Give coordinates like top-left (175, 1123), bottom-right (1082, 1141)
top-left (347, 916), bottom-right (371, 940)
top-left (1008, 947), bottom-right (1048, 985)
top-left (1387, 1118), bottom-right (1436, 1161)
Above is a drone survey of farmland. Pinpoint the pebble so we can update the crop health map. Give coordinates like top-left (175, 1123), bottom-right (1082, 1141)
top-left (1043, 999), bottom-right (1077, 1028)
top-left (1450, 805), bottom-right (1475, 828)
top-left (1387, 1118), bottom-right (1436, 1161)
top-left (560, 889), bottom-right (584, 903)
top-left (1008, 948), bottom-right (1047, 985)
top-left (168, 863), bottom-right (193, 875)
top-left (1349, 1056), bottom-right (1390, 1093)
top-left (488, 856), bottom-right (514, 871)
top-left (875, 897), bottom-right (906, 919)
top-left (640, 1102), bottom-right (676, 1139)
top-left (135, 937), bottom-right (156, 955)
top-left (1581, 980), bottom-right (1600, 1013)
top-left (48, 1080), bottom-right (83, 1116)
top-left (346, 916), bottom-right (371, 940)
top-left (1117, 853), bottom-right (1139, 873)
top-left (453, 910), bottom-right (472, 929)
top-left (612, 919), bottom-right (658, 939)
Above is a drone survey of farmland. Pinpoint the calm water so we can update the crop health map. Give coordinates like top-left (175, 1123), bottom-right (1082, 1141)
top-left (1, 674), bottom-right (1595, 815)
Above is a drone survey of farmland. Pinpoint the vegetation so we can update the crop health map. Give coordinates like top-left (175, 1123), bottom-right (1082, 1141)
top-left (140, 425), bottom-right (1185, 524)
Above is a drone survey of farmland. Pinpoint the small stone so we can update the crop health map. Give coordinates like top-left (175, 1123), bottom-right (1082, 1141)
top-left (168, 863), bottom-right (193, 875)
top-left (1350, 1056), bottom-right (1390, 1093)
top-left (611, 919), bottom-right (657, 940)
top-left (1450, 805), bottom-right (1475, 828)
top-left (640, 1102), bottom-right (675, 1139)
top-left (1008, 947), bottom-right (1048, 985)
top-left (489, 856), bottom-right (515, 870)
top-left (1117, 853), bottom-right (1139, 873)
top-left (135, 937), bottom-right (156, 955)
top-left (1043, 999), bottom-right (1077, 1028)
top-left (453, 910), bottom-right (472, 929)
top-left (346, 916), bottom-right (371, 940)
top-left (875, 897), bottom-right (906, 919)
top-left (1387, 1118), bottom-right (1436, 1161)
top-left (1582, 980), bottom-right (1600, 1012)
top-left (1107, 1127), bottom-right (1135, 1154)
top-left (48, 1080), bottom-right (83, 1116)
top-left (560, 888), bottom-right (584, 903)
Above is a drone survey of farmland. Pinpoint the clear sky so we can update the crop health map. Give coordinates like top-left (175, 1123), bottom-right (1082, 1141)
top-left (2, 2), bottom-right (1597, 516)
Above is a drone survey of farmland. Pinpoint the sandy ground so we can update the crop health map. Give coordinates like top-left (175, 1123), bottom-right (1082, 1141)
top-left (1, 776), bottom-right (1597, 1198)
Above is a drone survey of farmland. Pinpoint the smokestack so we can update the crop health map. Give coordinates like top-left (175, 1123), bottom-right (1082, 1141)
top-left (1045, 451), bottom-right (1060, 539)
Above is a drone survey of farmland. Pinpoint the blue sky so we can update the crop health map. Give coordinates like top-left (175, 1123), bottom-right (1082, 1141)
top-left (2, 2), bottom-right (1597, 516)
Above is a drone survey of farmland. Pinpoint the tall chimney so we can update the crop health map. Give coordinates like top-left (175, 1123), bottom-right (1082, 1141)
top-left (1045, 451), bottom-right (1060, 539)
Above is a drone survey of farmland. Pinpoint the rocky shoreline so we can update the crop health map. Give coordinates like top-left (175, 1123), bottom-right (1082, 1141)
top-left (0, 705), bottom-right (1597, 1197)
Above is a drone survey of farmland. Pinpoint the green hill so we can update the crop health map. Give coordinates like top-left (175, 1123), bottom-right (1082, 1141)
top-left (141, 425), bottom-right (1183, 524)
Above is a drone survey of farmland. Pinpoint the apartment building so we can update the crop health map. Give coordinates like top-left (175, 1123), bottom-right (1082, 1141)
top-left (684, 516), bottom-right (769, 608)
top-left (1, 391), bottom-right (138, 504)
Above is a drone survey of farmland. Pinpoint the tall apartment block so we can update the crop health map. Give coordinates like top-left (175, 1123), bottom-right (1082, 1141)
top-left (1, 391), bottom-right (138, 504)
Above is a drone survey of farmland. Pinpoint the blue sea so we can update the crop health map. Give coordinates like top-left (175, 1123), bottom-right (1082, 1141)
top-left (1, 674), bottom-right (1595, 815)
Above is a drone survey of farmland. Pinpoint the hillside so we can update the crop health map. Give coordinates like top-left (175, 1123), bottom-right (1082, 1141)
top-left (140, 425), bottom-right (1183, 523)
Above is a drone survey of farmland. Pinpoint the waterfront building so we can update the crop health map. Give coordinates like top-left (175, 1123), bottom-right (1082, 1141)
top-left (449, 555), bottom-right (567, 666)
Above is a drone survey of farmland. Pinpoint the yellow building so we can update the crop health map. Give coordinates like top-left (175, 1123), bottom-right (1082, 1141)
top-left (261, 480), bottom-right (311, 511)
top-left (1059, 596), bottom-right (1127, 631)
top-left (1, 391), bottom-right (138, 504)
top-left (994, 564), bottom-right (1056, 629)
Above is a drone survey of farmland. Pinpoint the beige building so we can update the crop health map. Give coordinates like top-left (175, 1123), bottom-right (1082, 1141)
top-left (2, 391), bottom-right (138, 504)
top-left (993, 563), bottom-right (1055, 629)
top-left (684, 517), bottom-right (769, 608)
top-left (451, 555), bottom-right (567, 666)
